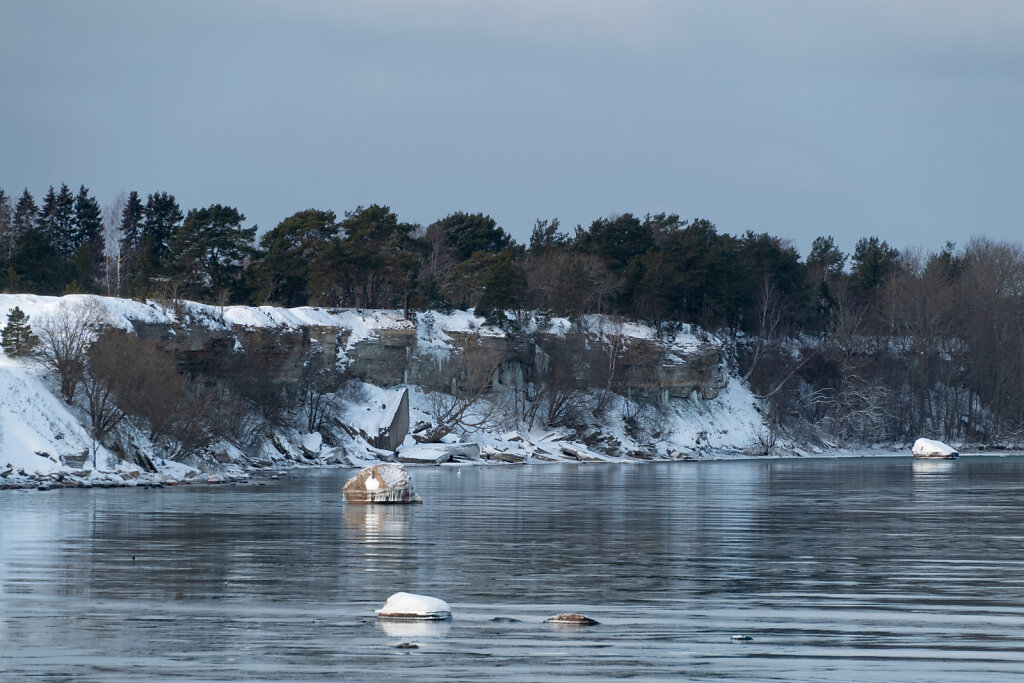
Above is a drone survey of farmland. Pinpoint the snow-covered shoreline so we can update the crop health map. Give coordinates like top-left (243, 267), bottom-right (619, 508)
top-left (0, 445), bottom-right (952, 492)
top-left (3, 293), bottom-right (1006, 493)
top-left (5, 440), bottom-right (1021, 492)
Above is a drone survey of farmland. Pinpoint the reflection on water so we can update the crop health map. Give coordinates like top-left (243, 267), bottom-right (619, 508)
top-left (3, 457), bottom-right (1024, 680)
top-left (376, 618), bottom-right (453, 639)
top-left (912, 459), bottom-right (956, 476)
top-left (343, 502), bottom-right (414, 542)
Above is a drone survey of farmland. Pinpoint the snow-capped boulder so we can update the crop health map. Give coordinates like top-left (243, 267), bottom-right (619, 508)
top-left (375, 592), bottom-right (451, 620)
top-left (342, 463), bottom-right (422, 503)
top-left (912, 438), bottom-right (959, 459)
top-left (300, 432), bottom-right (323, 457)
top-left (544, 613), bottom-right (599, 626)
top-left (397, 442), bottom-right (480, 465)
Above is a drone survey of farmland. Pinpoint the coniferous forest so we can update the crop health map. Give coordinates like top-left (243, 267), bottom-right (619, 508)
top-left (1, 183), bottom-right (1023, 447)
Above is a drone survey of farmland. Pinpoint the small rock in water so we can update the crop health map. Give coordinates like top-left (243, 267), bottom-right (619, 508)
top-left (394, 642), bottom-right (419, 649)
top-left (544, 613), bottom-right (599, 626)
top-left (490, 617), bottom-right (523, 623)
top-left (731, 634), bottom-right (752, 641)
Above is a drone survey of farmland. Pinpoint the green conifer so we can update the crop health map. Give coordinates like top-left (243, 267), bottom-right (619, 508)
top-left (1, 306), bottom-right (39, 357)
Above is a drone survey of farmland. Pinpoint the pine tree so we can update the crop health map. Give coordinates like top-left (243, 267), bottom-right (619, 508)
top-left (432, 212), bottom-right (511, 261)
top-left (475, 250), bottom-right (526, 328)
top-left (251, 209), bottom-right (338, 306)
top-left (169, 204), bottom-right (254, 301)
top-left (1, 306), bottom-right (39, 357)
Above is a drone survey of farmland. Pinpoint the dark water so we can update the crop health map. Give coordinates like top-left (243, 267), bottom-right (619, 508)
top-left (3, 457), bottom-right (1024, 681)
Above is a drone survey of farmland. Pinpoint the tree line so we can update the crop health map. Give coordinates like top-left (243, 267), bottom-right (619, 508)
top-left (2, 182), bottom-right (1024, 445)
top-left (0, 184), bottom-right (914, 329)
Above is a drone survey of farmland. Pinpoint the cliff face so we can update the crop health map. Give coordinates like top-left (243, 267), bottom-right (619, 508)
top-left (129, 316), bottom-right (726, 404)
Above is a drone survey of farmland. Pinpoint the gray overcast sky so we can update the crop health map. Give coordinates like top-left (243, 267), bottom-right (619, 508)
top-left (2, 0), bottom-right (1022, 257)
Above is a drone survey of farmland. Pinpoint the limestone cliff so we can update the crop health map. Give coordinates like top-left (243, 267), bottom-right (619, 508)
top-left (128, 310), bottom-right (725, 404)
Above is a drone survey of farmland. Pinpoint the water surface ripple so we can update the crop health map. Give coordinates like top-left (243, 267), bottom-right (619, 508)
top-left (2, 457), bottom-right (1024, 681)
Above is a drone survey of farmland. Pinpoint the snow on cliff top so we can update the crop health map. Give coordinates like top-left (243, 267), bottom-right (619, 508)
top-left (0, 295), bottom-right (719, 356)
top-left (0, 294), bottom-right (413, 348)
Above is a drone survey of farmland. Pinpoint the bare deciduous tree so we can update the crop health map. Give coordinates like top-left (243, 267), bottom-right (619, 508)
top-left (103, 192), bottom-right (127, 297)
top-left (79, 329), bottom-right (130, 448)
top-left (415, 341), bottom-right (503, 443)
top-left (297, 347), bottom-right (345, 434)
top-left (532, 334), bottom-right (589, 429)
top-left (592, 316), bottom-right (628, 417)
top-left (35, 299), bottom-right (109, 403)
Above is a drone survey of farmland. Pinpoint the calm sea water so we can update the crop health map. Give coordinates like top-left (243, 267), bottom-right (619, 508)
top-left (2, 457), bottom-right (1024, 681)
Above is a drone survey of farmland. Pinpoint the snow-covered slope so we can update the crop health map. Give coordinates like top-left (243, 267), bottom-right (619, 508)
top-left (0, 356), bottom-right (108, 475)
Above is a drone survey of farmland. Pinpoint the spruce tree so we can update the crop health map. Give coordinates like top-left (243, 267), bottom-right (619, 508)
top-left (1, 306), bottom-right (39, 357)
top-left (11, 190), bottom-right (38, 244)
top-left (9, 230), bottom-right (65, 295)
top-left (36, 185), bottom-right (58, 241)
top-left (53, 183), bottom-right (78, 258)
top-left (36, 184), bottom-right (77, 258)
top-left (127, 191), bottom-right (182, 295)
top-left (74, 185), bottom-right (103, 251)
top-left (119, 191), bottom-right (145, 255)
top-left (142, 191), bottom-right (183, 263)
top-left (71, 185), bottom-right (104, 287)
top-left (4, 189), bottom-right (40, 267)
top-left (0, 188), bottom-right (12, 260)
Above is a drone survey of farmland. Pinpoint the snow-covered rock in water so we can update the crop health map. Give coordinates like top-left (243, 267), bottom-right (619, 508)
top-left (397, 446), bottom-right (452, 465)
top-left (375, 592), bottom-right (452, 620)
top-left (397, 442), bottom-right (480, 464)
top-left (912, 438), bottom-right (959, 459)
top-left (342, 463), bottom-right (422, 503)
top-left (544, 613), bottom-right (599, 625)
